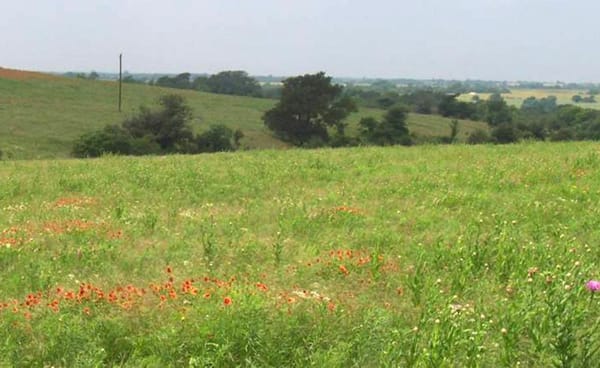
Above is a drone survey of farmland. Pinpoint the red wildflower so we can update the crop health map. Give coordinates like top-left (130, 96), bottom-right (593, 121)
top-left (223, 296), bottom-right (233, 306)
top-left (339, 264), bottom-right (349, 276)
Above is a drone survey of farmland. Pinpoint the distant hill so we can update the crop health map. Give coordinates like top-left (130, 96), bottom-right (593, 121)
top-left (0, 68), bottom-right (488, 160)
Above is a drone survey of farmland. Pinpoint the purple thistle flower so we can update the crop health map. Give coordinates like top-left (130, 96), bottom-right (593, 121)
top-left (586, 280), bottom-right (600, 292)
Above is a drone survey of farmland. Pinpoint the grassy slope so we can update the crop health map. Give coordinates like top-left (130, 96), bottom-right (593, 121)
top-left (0, 72), bottom-right (487, 159)
top-left (0, 142), bottom-right (599, 366)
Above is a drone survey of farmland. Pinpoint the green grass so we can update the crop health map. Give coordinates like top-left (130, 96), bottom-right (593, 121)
top-left (0, 73), bottom-right (488, 159)
top-left (1, 142), bottom-right (599, 366)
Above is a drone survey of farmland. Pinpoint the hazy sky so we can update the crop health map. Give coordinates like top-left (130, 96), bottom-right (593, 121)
top-left (2, 0), bottom-right (599, 82)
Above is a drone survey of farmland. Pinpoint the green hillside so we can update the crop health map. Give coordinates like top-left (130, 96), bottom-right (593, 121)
top-left (1, 142), bottom-right (599, 365)
top-left (0, 70), bottom-right (488, 159)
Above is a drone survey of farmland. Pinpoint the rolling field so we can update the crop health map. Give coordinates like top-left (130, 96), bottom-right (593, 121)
top-left (0, 68), bottom-right (487, 160)
top-left (1, 142), bottom-right (599, 366)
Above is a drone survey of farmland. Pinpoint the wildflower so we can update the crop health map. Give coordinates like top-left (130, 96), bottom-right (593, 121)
top-left (339, 264), bottom-right (349, 276)
top-left (223, 296), bottom-right (233, 306)
top-left (204, 292), bottom-right (211, 299)
top-left (586, 280), bottom-right (600, 292)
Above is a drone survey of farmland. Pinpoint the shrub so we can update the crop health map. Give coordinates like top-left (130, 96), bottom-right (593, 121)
top-left (195, 125), bottom-right (240, 153)
top-left (467, 128), bottom-right (492, 144)
top-left (491, 123), bottom-right (519, 144)
top-left (72, 125), bottom-right (134, 158)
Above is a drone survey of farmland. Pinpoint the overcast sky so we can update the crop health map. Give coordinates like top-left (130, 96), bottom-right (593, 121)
top-left (2, 0), bottom-right (598, 82)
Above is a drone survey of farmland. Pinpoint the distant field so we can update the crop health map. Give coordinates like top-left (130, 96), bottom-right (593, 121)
top-left (1, 142), bottom-right (599, 366)
top-left (0, 68), bottom-right (488, 159)
top-left (459, 88), bottom-right (600, 110)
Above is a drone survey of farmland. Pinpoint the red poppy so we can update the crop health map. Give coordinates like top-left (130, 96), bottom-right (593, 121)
top-left (223, 296), bottom-right (233, 306)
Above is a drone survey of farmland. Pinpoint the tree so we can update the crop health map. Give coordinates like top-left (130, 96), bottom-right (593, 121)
top-left (122, 94), bottom-right (194, 152)
top-left (448, 119), bottom-right (460, 143)
top-left (195, 125), bottom-right (243, 153)
top-left (263, 72), bottom-right (357, 145)
top-left (359, 105), bottom-right (412, 146)
top-left (485, 93), bottom-right (513, 126)
top-left (438, 94), bottom-right (476, 119)
top-left (491, 123), bottom-right (518, 144)
top-left (156, 73), bottom-right (193, 89)
top-left (206, 71), bottom-right (261, 96)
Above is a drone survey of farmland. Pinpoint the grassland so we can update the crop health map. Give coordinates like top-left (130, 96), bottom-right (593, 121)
top-left (1, 142), bottom-right (599, 366)
top-left (459, 88), bottom-right (600, 110)
top-left (0, 69), bottom-right (487, 159)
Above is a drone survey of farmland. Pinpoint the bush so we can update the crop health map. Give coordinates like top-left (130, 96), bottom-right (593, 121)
top-left (550, 128), bottom-right (575, 142)
top-left (72, 125), bottom-right (134, 158)
top-left (359, 105), bottom-right (412, 146)
top-left (491, 123), bottom-right (519, 144)
top-left (467, 129), bottom-right (492, 144)
top-left (72, 95), bottom-right (244, 158)
top-left (195, 125), bottom-right (242, 153)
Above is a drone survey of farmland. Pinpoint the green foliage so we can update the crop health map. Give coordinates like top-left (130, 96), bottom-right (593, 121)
top-left (467, 128), bottom-right (492, 144)
top-left (155, 73), bottom-right (193, 90)
top-left (359, 105), bottom-right (412, 146)
top-left (491, 123), bottom-right (519, 144)
top-left (522, 96), bottom-right (558, 114)
top-left (438, 94), bottom-right (477, 119)
top-left (72, 125), bottom-right (136, 157)
top-left (398, 89), bottom-right (447, 114)
top-left (263, 72), bottom-right (357, 145)
top-left (122, 94), bottom-right (194, 151)
top-left (73, 95), bottom-right (242, 157)
top-left (449, 119), bottom-right (460, 143)
top-left (195, 124), bottom-right (243, 153)
top-left (206, 71), bottom-right (262, 97)
top-left (485, 93), bottom-right (514, 126)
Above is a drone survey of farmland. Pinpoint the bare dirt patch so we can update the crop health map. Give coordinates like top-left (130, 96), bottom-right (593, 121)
top-left (0, 67), bottom-right (57, 81)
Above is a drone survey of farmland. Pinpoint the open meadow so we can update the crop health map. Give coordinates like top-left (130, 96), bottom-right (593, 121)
top-left (0, 68), bottom-right (487, 160)
top-left (1, 142), bottom-right (599, 366)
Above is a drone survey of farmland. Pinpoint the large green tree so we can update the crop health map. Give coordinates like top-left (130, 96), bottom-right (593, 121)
top-left (263, 72), bottom-right (356, 145)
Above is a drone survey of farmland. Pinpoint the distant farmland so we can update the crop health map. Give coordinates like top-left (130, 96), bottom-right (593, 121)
top-left (460, 88), bottom-right (600, 110)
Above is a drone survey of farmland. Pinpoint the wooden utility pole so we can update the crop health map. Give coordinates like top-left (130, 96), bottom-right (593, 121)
top-left (118, 53), bottom-right (122, 112)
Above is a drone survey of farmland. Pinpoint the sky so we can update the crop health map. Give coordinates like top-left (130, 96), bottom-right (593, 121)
top-left (2, 0), bottom-right (599, 82)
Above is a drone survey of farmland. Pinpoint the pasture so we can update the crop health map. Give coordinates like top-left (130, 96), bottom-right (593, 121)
top-left (1, 142), bottom-right (599, 366)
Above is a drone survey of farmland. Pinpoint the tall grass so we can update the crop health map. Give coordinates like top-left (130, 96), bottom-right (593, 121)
top-left (0, 142), bottom-right (599, 366)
